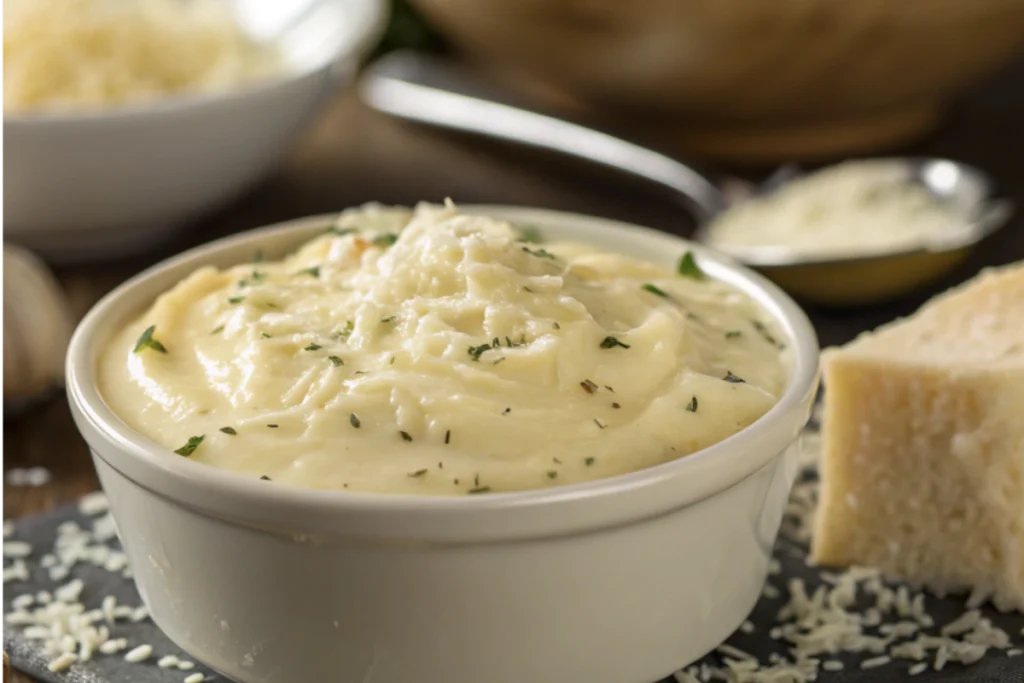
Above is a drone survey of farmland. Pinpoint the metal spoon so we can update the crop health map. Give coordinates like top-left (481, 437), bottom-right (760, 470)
top-left (359, 51), bottom-right (1013, 305)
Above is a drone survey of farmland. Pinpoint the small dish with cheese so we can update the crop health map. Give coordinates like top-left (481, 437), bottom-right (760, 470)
top-left (67, 204), bottom-right (819, 683)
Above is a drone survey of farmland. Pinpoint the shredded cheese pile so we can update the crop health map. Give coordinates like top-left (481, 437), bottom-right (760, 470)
top-left (3, 0), bottom-right (282, 114)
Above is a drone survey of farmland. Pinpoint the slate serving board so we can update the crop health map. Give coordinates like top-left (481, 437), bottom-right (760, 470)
top-left (5, 419), bottom-right (1024, 683)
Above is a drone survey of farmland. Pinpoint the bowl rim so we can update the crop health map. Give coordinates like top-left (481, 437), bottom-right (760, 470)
top-left (3, 0), bottom-right (388, 126)
top-left (67, 205), bottom-right (820, 542)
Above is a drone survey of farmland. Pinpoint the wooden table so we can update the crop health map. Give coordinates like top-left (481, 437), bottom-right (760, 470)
top-left (5, 58), bottom-right (1024, 682)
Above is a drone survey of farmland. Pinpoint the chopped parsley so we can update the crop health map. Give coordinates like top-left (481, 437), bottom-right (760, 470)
top-left (380, 316), bottom-right (397, 323)
top-left (133, 325), bottom-right (167, 354)
top-left (522, 246), bottom-right (556, 260)
top-left (261, 332), bottom-right (272, 339)
top-left (686, 396), bottom-right (698, 412)
top-left (399, 431), bottom-right (413, 442)
top-left (725, 330), bottom-right (742, 339)
top-left (468, 343), bottom-right (493, 362)
top-left (219, 427), bottom-right (237, 435)
top-left (228, 296), bottom-right (246, 305)
top-left (211, 325), bottom-right (225, 335)
top-left (518, 226), bottom-right (543, 243)
top-left (260, 475), bottom-right (271, 481)
top-left (305, 343), bottom-right (323, 351)
top-left (552, 322), bottom-right (561, 330)
top-left (600, 336), bottom-right (630, 350)
top-left (266, 424), bottom-right (279, 429)
top-left (723, 371), bottom-right (746, 384)
top-left (296, 266), bottom-right (321, 278)
top-left (389, 356), bottom-right (396, 365)
top-left (326, 226), bottom-right (358, 237)
top-left (580, 379), bottom-right (599, 394)
top-left (174, 435), bottom-right (204, 457)
top-left (373, 233), bottom-right (398, 247)
top-left (677, 251), bottom-right (706, 279)
top-left (594, 419), bottom-right (606, 429)
top-left (408, 469), bottom-right (428, 478)
top-left (467, 487), bottom-right (491, 494)
top-left (612, 402), bottom-right (621, 409)
top-left (547, 470), bottom-right (558, 480)
top-left (238, 271), bottom-right (266, 287)
top-left (335, 321), bottom-right (355, 342)
top-left (350, 413), bottom-right (361, 428)
top-left (328, 356), bottom-right (344, 367)
top-left (444, 429), bottom-right (451, 445)
top-left (503, 407), bottom-right (511, 415)
top-left (585, 457), bottom-right (596, 467)
top-left (641, 283), bottom-right (668, 297)
top-left (752, 320), bottom-right (786, 349)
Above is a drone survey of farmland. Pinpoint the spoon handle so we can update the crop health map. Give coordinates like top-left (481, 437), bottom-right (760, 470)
top-left (360, 51), bottom-right (727, 223)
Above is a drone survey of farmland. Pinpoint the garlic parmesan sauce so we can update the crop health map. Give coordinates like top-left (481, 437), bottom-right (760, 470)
top-left (100, 203), bottom-right (788, 496)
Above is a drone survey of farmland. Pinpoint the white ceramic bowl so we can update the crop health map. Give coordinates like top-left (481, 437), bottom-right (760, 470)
top-left (3, 0), bottom-right (386, 263)
top-left (66, 207), bottom-right (820, 683)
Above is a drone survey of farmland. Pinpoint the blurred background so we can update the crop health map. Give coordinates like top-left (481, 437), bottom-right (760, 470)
top-left (4, 0), bottom-right (1024, 498)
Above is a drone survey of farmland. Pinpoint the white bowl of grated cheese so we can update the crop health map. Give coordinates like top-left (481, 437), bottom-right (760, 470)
top-left (65, 206), bottom-right (820, 683)
top-left (3, 0), bottom-right (387, 263)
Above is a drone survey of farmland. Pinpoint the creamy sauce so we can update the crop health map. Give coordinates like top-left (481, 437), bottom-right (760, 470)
top-left (100, 203), bottom-right (788, 495)
top-left (706, 161), bottom-right (965, 259)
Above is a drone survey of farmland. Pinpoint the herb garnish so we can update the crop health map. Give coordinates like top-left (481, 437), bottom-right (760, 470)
top-left (399, 431), bottom-right (413, 442)
top-left (408, 469), bottom-right (428, 478)
top-left (260, 475), bottom-right (271, 481)
top-left (580, 379), bottom-right (599, 394)
top-left (585, 457), bottom-right (596, 466)
top-left (503, 407), bottom-right (511, 415)
top-left (329, 356), bottom-right (344, 367)
top-left (253, 250), bottom-right (266, 263)
top-left (642, 283), bottom-right (668, 297)
top-left (174, 435), bottom-right (204, 457)
top-left (677, 251), bottom-right (705, 279)
top-left (219, 427), bottom-right (237, 435)
top-left (612, 402), bottom-right (621, 409)
top-left (594, 419), bottom-right (606, 429)
top-left (547, 471), bottom-right (558, 480)
top-left (261, 332), bottom-right (272, 339)
top-left (305, 343), bottom-right (323, 351)
top-left (468, 343), bottom-right (493, 362)
top-left (723, 371), bottom-right (746, 384)
top-left (553, 322), bottom-right (561, 330)
top-left (350, 413), bottom-right (361, 428)
top-left (752, 320), bottom-right (786, 349)
top-left (211, 325), bottom-right (225, 335)
top-left (380, 316), bottom-right (397, 323)
top-left (522, 246), bottom-right (556, 260)
top-left (389, 356), bottom-right (396, 365)
top-left (228, 296), bottom-right (245, 305)
top-left (296, 266), bottom-right (321, 278)
top-left (133, 326), bottom-right (167, 354)
top-left (600, 336), bottom-right (631, 350)
top-left (467, 487), bottom-right (491, 494)
top-left (326, 226), bottom-right (358, 237)
top-left (373, 233), bottom-right (398, 247)
top-left (725, 330), bottom-right (742, 339)
top-left (266, 424), bottom-right (279, 429)
top-left (335, 321), bottom-right (354, 342)
top-left (238, 271), bottom-right (266, 287)
top-left (519, 226), bottom-right (543, 243)
top-left (444, 429), bottom-right (451, 444)
top-left (686, 396), bottom-right (698, 412)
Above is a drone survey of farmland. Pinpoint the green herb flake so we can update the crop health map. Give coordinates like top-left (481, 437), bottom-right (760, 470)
top-left (585, 457), bottom-right (596, 467)
top-left (600, 336), bottom-right (631, 350)
top-left (686, 396), bottom-right (698, 412)
top-left (399, 431), bottom-right (413, 442)
top-left (219, 427), bottom-right (237, 435)
top-left (468, 343), bottom-right (492, 362)
top-left (296, 266), bottom-right (321, 278)
top-left (328, 355), bottom-right (344, 367)
top-left (380, 316), bottom-right (397, 323)
top-left (372, 233), bottom-right (399, 247)
top-left (350, 413), bottom-right (361, 429)
top-left (580, 379), bottom-right (599, 394)
top-left (725, 330), bottom-right (742, 339)
top-left (266, 424), bottom-right (279, 429)
top-left (444, 429), bottom-right (451, 444)
top-left (547, 470), bottom-right (558, 480)
top-left (238, 271), bottom-right (267, 288)
top-left (612, 402), bottom-right (621, 409)
top-left (752, 320), bottom-right (786, 349)
top-left (723, 371), bottom-right (746, 384)
top-left (522, 246), bottom-right (556, 260)
top-left (553, 322), bottom-right (561, 330)
top-left (305, 343), bottom-right (323, 351)
top-left (467, 486), bottom-right (491, 494)
top-left (174, 435), bottom-right (204, 457)
top-left (642, 283), bottom-right (668, 297)
top-left (326, 226), bottom-right (358, 237)
top-left (261, 332), bottom-right (272, 339)
top-left (408, 469), bottom-right (428, 478)
top-left (260, 475), bottom-right (271, 481)
top-left (389, 356), bottom-right (396, 365)
top-left (228, 296), bottom-right (246, 305)
top-left (133, 325), bottom-right (168, 354)
top-left (677, 251), bottom-right (706, 280)
top-left (335, 320), bottom-right (355, 342)
top-left (594, 419), bottom-right (606, 429)
top-left (211, 325), bottom-right (225, 335)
